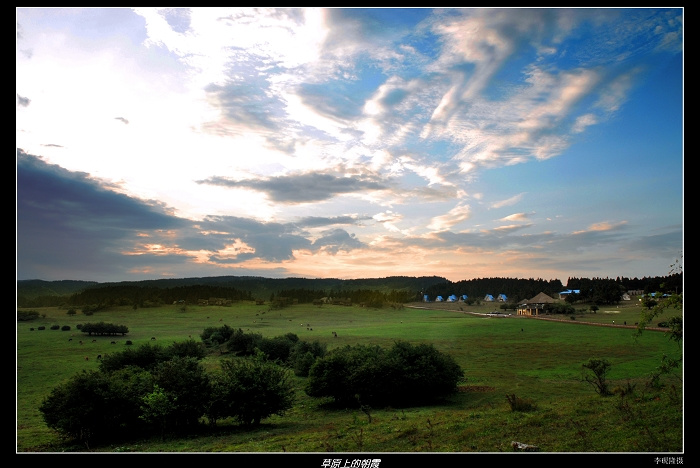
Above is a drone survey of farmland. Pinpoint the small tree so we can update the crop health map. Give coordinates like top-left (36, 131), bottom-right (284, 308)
top-left (207, 351), bottom-right (295, 427)
top-left (289, 339), bottom-right (327, 377)
top-left (582, 358), bottom-right (612, 396)
top-left (140, 384), bottom-right (176, 440)
top-left (152, 356), bottom-right (211, 429)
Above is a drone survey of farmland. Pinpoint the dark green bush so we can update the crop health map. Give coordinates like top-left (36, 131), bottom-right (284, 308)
top-left (201, 324), bottom-right (235, 346)
top-left (306, 341), bottom-right (463, 407)
top-left (290, 339), bottom-right (327, 376)
top-left (17, 310), bottom-right (40, 321)
top-left (39, 368), bottom-right (155, 444)
top-left (226, 328), bottom-right (263, 356)
top-left (167, 339), bottom-right (207, 360)
top-left (206, 353), bottom-right (294, 427)
top-left (152, 356), bottom-right (211, 429)
top-left (99, 342), bottom-right (170, 373)
top-left (256, 335), bottom-right (297, 363)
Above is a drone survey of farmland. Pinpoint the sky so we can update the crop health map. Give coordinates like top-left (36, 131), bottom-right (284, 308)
top-left (16, 7), bottom-right (683, 284)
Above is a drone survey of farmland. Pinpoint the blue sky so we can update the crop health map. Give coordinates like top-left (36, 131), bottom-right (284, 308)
top-left (16, 7), bottom-right (683, 283)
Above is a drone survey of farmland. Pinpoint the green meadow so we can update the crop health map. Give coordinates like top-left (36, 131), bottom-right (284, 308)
top-left (16, 300), bottom-right (683, 453)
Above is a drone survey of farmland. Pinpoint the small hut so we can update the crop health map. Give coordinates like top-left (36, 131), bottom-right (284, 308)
top-left (517, 292), bottom-right (556, 316)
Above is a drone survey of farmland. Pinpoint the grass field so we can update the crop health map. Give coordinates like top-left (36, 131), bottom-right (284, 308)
top-left (16, 299), bottom-right (683, 453)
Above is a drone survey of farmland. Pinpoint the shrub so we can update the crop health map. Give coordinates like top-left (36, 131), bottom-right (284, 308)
top-left (39, 365), bottom-right (159, 445)
top-left (38, 326), bottom-right (46, 330)
top-left (255, 335), bottom-right (296, 363)
top-left (383, 341), bottom-right (464, 406)
top-left (226, 328), bottom-right (263, 356)
top-left (61, 325), bottom-right (71, 331)
top-left (306, 341), bottom-right (464, 407)
top-left (17, 310), bottom-right (40, 321)
top-left (582, 358), bottom-right (612, 396)
top-left (201, 324), bottom-right (235, 346)
top-left (166, 339), bottom-right (207, 360)
top-left (290, 340), bottom-right (327, 377)
top-left (99, 342), bottom-right (169, 373)
top-left (152, 356), bottom-right (211, 429)
top-left (207, 352), bottom-right (295, 427)
top-left (506, 393), bottom-right (536, 412)
top-left (306, 344), bottom-right (383, 405)
top-left (50, 325), bottom-right (60, 330)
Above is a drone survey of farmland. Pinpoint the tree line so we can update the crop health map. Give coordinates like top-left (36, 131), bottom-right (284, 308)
top-left (424, 274), bottom-right (682, 306)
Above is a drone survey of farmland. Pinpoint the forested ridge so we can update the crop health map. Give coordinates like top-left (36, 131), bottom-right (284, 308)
top-left (16, 273), bottom-right (682, 309)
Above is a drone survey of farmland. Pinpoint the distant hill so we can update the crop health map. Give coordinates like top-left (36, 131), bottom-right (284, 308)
top-left (17, 275), bottom-right (449, 304)
top-left (16, 279), bottom-right (100, 300)
top-left (18, 273), bottom-right (680, 308)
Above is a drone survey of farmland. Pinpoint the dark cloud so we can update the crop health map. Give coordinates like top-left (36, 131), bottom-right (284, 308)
top-left (199, 172), bottom-right (388, 203)
top-left (196, 215), bottom-right (311, 263)
top-left (115, 117), bottom-right (129, 124)
top-left (16, 150), bottom-right (187, 280)
top-left (311, 228), bottom-right (365, 254)
top-left (179, 215), bottom-right (368, 265)
top-left (16, 151), bottom-right (372, 281)
top-left (295, 215), bottom-right (370, 228)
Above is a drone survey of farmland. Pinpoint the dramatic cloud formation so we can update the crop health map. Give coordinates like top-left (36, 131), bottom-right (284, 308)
top-left (16, 8), bottom-right (683, 283)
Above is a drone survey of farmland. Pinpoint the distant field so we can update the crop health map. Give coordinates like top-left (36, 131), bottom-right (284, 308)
top-left (16, 300), bottom-right (682, 453)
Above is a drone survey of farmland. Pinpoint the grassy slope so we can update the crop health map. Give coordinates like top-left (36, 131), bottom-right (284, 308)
top-left (16, 300), bottom-right (683, 453)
